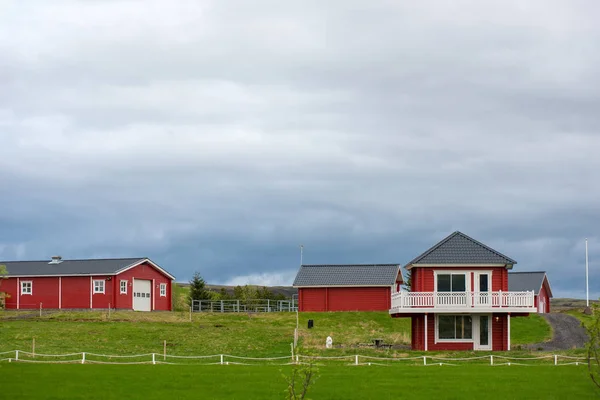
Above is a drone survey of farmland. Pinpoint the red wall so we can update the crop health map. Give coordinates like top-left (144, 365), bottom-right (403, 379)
top-left (298, 287), bottom-right (391, 312)
top-left (1, 262), bottom-right (172, 311)
top-left (412, 266), bottom-right (509, 292)
top-left (63, 277), bottom-right (92, 309)
top-left (409, 313), bottom-right (508, 351)
top-left (115, 262), bottom-right (172, 311)
top-left (538, 283), bottom-right (550, 313)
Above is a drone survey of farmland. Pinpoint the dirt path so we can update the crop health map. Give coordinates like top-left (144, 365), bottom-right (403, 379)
top-left (526, 313), bottom-right (588, 351)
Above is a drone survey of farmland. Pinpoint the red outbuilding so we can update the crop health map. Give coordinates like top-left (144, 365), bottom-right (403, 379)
top-left (509, 272), bottom-right (553, 314)
top-left (0, 256), bottom-right (174, 312)
top-left (293, 264), bottom-right (403, 312)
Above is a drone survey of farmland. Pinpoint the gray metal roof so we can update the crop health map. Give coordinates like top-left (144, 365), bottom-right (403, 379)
top-left (293, 264), bottom-right (401, 287)
top-left (508, 272), bottom-right (551, 296)
top-left (407, 231), bottom-right (517, 266)
top-left (0, 257), bottom-right (174, 279)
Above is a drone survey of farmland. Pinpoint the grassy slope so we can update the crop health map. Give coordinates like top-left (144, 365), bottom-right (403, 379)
top-left (0, 364), bottom-right (596, 399)
top-left (0, 310), bottom-right (552, 356)
top-left (511, 314), bottom-right (552, 345)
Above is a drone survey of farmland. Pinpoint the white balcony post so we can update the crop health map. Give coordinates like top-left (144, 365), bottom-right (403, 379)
top-left (499, 290), bottom-right (503, 308)
top-left (507, 314), bottom-right (511, 351)
top-left (424, 314), bottom-right (428, 352)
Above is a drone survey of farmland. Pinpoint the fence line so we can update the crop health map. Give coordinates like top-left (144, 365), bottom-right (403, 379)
top-left (0, 350), bottom-right (589, 366)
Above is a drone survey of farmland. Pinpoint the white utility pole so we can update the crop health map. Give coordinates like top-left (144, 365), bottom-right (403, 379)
top-left (586, 238), bottom-right (590, 307)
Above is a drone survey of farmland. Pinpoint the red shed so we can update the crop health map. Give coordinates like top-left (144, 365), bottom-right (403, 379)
top-left (0, 256), bottom-right (174, 312)
top-left (293, 264), bottom-right (403, 312)
top-left (508, 272), bottom-right (553, 313)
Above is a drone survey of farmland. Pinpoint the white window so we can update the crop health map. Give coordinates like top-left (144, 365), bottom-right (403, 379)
top-left (21, 281), bottom-right (32, 295)
top-left (437, 315), bottom-right (473, 341)
top-left (120, 280), bottom-right (127, 294)
top-left (160, 283), bottom-right (167, 297)
top-left (93, 280), bottom-right (105, 294)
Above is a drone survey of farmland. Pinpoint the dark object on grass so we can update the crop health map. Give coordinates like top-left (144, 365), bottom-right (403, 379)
top-left (584, 307), bottom-right (593, 315)
top-left (308, 319), bottom-right (314, 329)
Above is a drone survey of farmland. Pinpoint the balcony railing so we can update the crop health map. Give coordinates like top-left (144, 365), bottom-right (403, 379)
top-left (390, 291), bottom-right (535, 312)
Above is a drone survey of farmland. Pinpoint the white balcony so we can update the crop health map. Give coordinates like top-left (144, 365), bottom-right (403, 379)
top-left (389, 291), bottom-right (536, 314)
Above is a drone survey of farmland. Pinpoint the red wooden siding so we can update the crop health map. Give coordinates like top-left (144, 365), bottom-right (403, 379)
top-left (538, 284), bottom-right (550, 313)
top-left (408, 313), bottom-right (509, 351)
top-left (1, 262), bottom-right (172, 311)
top-left (412, 266), bottom-right (509, 292)
top-left (115, 262), bottom-right (172, 311)
top-left (62, 277), bottom-right (93, 309)
top-left (298, 287), bottom-right (391, 312)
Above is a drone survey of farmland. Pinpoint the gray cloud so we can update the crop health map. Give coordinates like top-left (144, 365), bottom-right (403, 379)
top-left (1, 0), bottom-right (599, 297)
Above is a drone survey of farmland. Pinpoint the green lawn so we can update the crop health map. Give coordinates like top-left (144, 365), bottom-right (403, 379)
top-left (511, 314), bottom-right (552, 345)
top-left (0, 310), bottom-right (554, 358)
top-left (0, 364), bottom-right (596, 399)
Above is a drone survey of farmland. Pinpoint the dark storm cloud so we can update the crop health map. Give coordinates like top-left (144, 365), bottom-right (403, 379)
top-left (1, 0), bottom-right (599, 296)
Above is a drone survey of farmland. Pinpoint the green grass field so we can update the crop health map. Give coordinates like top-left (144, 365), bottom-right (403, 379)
top-left (0, 310), bottom-right (553, 357)
top-left (0, 364), bottom-right (596, 399)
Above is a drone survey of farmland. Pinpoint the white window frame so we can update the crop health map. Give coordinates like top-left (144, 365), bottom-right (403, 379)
top-left (93, 279), bottom-right (105, 294)
top-left (160, 283), bottom-right (167, 297)
top-left (120, 280), bottom-right (128, 294)
top-left (435, 314), bottom-right (474, 343)
top-left (434, 271), bottom-right (471, 293)
top-left (21, 281), bottom-right (33, 295)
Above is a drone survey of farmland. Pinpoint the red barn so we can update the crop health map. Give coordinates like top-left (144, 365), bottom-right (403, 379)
top-left (293, 264), bottom-right (403, 312)
top-left (0, 256), bottom-right (174, 312)
top-left (509, 272), bottom-right (553, 314)
top-left (390, 231), bottom-right (537, 351)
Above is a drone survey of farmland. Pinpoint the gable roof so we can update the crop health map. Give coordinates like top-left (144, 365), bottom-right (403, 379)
top-left (406, 231), bottom-right (517, 267)
top-left (293, 264), bottom-right (402, 287)
top-left (508, 272), bottom-right (552, 297)
top-left (0, 257), bottom-right (175, 280)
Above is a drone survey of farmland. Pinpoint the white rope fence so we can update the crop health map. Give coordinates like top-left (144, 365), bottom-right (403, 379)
top-left (0, 350), bottom-right (589, 366)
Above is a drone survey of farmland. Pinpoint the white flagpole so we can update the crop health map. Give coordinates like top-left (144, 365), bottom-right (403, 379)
top-left (586, 238), bottom-right (589, 307)
top-left (300, 244), bottom-right (304, 266)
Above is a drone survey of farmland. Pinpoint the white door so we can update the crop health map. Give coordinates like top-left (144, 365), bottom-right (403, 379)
top-left (474, 272), bottom-right (490, 306)
top-left (133, 279), bottom-right (152, 312)
top-left (539, 299), bottom-right (545, 314)
top-left (473, 315), bottom-right (492, 350)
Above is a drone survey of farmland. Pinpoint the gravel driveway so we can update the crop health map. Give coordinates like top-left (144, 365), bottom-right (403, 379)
top-left (525, 313), bottom-right (588, 351)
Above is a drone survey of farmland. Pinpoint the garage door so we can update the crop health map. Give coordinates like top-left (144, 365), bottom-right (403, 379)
top-left (133, 279), bottom-right (151, 311)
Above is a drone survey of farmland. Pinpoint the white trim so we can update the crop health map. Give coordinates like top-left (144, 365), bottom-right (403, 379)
top-left (152, 279), bottom-right (156, 311)
top-left (473, 315), bottom-right (492, 350)
top-left (90, 277), bottom-right (93, 309)
top-left (294, 285), bottom-right (395, 288)
top-left (435, 314), bottom-right (475, 343)
top-left (407, 263), bottom-right (508, 269)
top-left (507, 314), bottom-right (511, 351)
top-left (434, 270), bottom-right (471, 293)
top-left (424, 314), bottom-right (428, 351)
top-left (159, 283), bottom-right (167, 297)
top-left (20, 280), bottom-right (33, 295)
top-left (58, 277), bottom-right (62, 309)
top-left (93, 279), bottom-right (105, 294)
top-left (16, 278), bottom-right (20, 309)
top-left (114, 258), bottom-right (176, 280)
top-left (120, 280), bottom-right (128, 295)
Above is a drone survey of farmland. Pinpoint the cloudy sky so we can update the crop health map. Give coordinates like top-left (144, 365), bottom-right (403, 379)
top-left (1, 0), bottom-right (599, 298)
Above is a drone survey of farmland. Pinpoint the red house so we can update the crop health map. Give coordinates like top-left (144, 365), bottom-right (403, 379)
top-left (294, 264), bottom-right (403, 312)
top-left (390, 232), bottom-right (537, 351)
top-left (0, 256), bottom-right (174, 312)
top-left (509, 272), bottom-right (553, 314)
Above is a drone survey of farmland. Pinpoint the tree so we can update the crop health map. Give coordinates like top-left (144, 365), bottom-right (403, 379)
top-left (282, 358), bottom-right (319, 400)
top-left (403, 268), bottom-right (412, 291)
top-left (587, 302), bottom-right (600, 389)
top-left (188, 272), bottom-right (211, 306)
